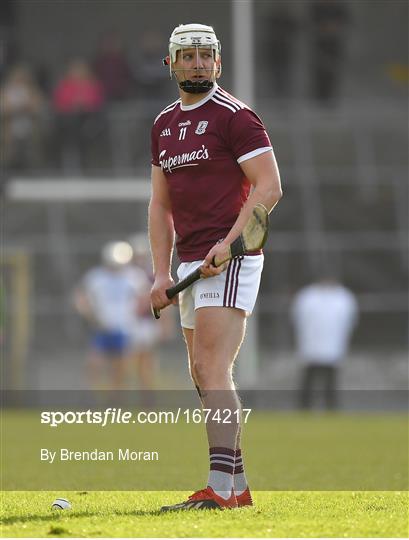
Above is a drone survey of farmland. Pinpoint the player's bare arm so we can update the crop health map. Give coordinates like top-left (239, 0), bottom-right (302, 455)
top-left (202, 150), bottom-right (282, 276)
top-left (149, 164), bottom-right (177, 311)
top-left (73, 288), bottom-right (94, 322)
top-left (73, 287), bottom-right (103, 329)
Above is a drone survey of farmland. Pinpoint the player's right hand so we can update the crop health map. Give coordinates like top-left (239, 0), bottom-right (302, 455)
top-left (151, 274), bottom-right (177, 311)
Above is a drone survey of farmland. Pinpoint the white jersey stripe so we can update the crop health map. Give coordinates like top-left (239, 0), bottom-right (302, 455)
top-left (211, 96), bottom-right (237, 114)
top-left (214, 90), bottom-right (242, 111)
top-left (218, 87), bottom-right (248, 109)
top-left (156, 101), bottom-right (179, 118)
top-left (154, 100), bottom-right (180, 124)
top-left (162, 98), bottom-right (181, 113)
top-left (237, 146), bottom-right (273, 164)
top-left (154, 101), bottom-right (179, 124)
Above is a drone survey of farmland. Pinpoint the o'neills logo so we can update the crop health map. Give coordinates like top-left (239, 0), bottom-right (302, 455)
top-left (159, 146), bottom-right (209, 173)
top-left (200, 292), bottom-right (220, 300)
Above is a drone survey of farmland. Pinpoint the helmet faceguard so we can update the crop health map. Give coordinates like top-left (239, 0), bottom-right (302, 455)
top-left (165, 23), bottom-right (221, 94)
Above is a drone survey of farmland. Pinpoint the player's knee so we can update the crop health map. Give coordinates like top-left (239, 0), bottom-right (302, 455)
top-left (191, 359), bottom-right (206, 385)
top-left (192, 358), bottom-right (229, 387)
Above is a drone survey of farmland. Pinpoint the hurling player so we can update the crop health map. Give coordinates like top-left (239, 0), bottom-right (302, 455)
top-left (149, 23), bottom-right (282, 510)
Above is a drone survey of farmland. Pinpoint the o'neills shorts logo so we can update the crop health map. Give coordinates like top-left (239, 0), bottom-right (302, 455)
top-left (159, 146), bottom-right (209, 173)
top-left (200, 292), bottom-right (220, 300)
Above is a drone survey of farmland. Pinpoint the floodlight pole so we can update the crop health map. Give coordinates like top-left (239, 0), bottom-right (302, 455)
top-left (232, 0), bottom-right (259, 388)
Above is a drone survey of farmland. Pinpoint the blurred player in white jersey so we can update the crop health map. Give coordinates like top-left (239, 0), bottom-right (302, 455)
top-left (149, 24), bottom-right (282, 510)
top-left (74, 241), bottom-right (143, 390)
top-left (127, 233), bottom-right (174, 390)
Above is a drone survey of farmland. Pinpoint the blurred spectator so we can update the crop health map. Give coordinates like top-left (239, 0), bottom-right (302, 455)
top-left (52, 59), bottom-right (105, 172)
top-left (266, 5), bottom-right (298, 98)
top-left (291, 277), bottom-right (359, 410)
top-left (0, 65), bottom-right (46, 171)
top-left (74, 241), bottom-right (142, 391)
top-left (133, 29), bottom-right (169, 100)
top-left (53, 60), bottom-right (105, 113)
top-left (94, 31), bottom-right (134, 102)
top-left (309, 0), bottom-right (350, 103)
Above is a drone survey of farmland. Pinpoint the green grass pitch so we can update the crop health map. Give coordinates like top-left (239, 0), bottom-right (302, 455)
top-left (2, 411), bottom-right (408, 536)
top-left (1, 490), bottom-right (408, 537)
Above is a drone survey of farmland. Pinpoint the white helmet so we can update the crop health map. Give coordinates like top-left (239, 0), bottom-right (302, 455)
top-left (101, 241), bottom-right (133, 267)
top-left (166, 23), bottom-right (221, 93)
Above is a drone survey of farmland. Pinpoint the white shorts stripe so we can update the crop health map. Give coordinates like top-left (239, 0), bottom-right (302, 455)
top-left (177, 255), bottom-right (264, 329)
top-left (223, 259), bottom-right (234, 307)
top-left (232, 256), bottom-right (243, 307)
top-left (226, 256), bottom-right (242, 308)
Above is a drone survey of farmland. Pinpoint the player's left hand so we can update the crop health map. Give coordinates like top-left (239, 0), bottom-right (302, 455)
top-left (201, 241), bottom-right (230, 278)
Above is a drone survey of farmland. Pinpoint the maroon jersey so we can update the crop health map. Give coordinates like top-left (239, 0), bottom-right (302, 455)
top-left (151, 84), bottom-right (272, 262)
